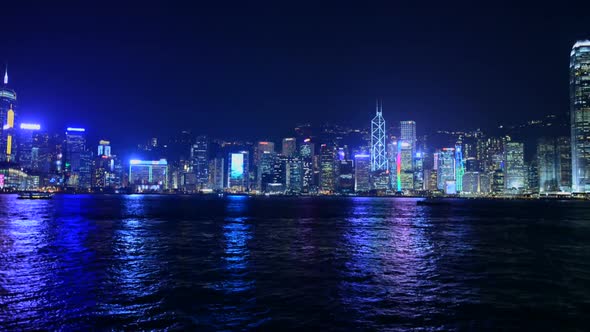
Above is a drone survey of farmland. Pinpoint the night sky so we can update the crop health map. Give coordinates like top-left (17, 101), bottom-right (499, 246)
top-left (1, 2), bottom-right (589, 147)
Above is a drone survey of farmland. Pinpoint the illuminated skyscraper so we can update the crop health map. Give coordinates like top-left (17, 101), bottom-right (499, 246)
top-left (227, 151), bottom-right (249, 192)
top-left (254, 141), bottom-right (275, 166)
top-left (17, 123), bottom-right (41, 170)
top-left (400, 120), bottom-right (416, 162)
top-left (0, 67), bottom-right (17, 163)
top-left (504, 142), bottom-right (526, 193)
top-left (370, 100), bottom-right (387, 171)
top-left (537, 137), bottom-right (572, 193)
top-left (191, 135), bottom-right (209, 189)
top-left (300, 138), bottom-right (315, 192)
top-left (97, 140), bottom-right (111, 157)
top-left (65, 127), bottom-right (91, 189)
top-left (354, 154), bottom-right (371, 192)
top-left (337, 159), bottom-right (354, 193)
top-left (319, 144), bottom-right (336, 193)
top-left (209, 157), bottom-right (224, 191)
top-left (462, 171), bottom-right (480, 194)
top-left (286, 156), bottom-right (303, 194)
top-left (392, 140), bottom-right (414, 191)
top-left (128, 159), bottom-right (169, 192)
top-left (455, 145), bottom-right (465, 192)
top-left (436, 148), bottom-right (455, 190)
top-left (570, 40), bottom-right (590, 192)
top-left (258, 151), bottom-right (276, 192)
top-left (413, 152), bottom-right (424, 190)
top-left (282, 137), bottom-right (296, 157)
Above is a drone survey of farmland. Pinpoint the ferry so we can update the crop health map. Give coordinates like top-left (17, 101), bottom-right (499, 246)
top-left (17, 191), bottom-right (55, 200)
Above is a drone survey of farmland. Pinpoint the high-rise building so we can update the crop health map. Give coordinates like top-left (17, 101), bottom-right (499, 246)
top-left (209, 157), bottom-right (224, 191)
top-left (254, 141), bottom-right (275, 166)
top-left (128, 159), bottom-right (169, 192)
top-left (537, 137), bottom-right (572, 193)
top-left (337, 159), bottom-right (354, 193)
top-left (413, 152), bottom-right (424, 190)
top-left (286, 157), bottom-right (303, 194)
top-left (370, 100), bottom-right (387, 172)
top-left (462, 171), bottom-right (480, 194)
top-left (392, 140), bottom-right (414, 191)
top-left (191, 135), bottom-right (209, 189)
top-left (455, 145), bottom-right (465, 192)
top-left (282, 137), bottom-right (296, 157)
top-left (94, 139), bottom-right (120, 190)
top-left (64, 127), bottom-right (89, 189)
top-left (227, 151), bottom-right (249, 192)
top-left (17, 123), bottom-right (41, 171)
top-left (319, 144), bottom-right (336, 193)
top-left (300, 139), bottom-right (315, 193)
top-left (400, 120), bottom-right (416, 161)
top-left (492, 169), bottom-right (504, 195)
top-left (436, 148), bottom-right (455, 190)
top-left (570, 40), bottom-right (590, 192)
top-left (258, 151), bottom-right (276, 192)
top-left (354, 154), bottom-right (371, 193)
top-left (97, 139), bottom-right (111, 157)
top-left (0, 67), bottom-right (17, 163)
top-left (504, 142), bottom-right (526, 193)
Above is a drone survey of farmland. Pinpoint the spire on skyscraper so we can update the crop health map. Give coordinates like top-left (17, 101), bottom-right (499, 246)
top-left (3, 65), bottom-right (7, 85)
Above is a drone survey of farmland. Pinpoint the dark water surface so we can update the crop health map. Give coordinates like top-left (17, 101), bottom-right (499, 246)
top-left (1, 195), bottom-right (590, 331)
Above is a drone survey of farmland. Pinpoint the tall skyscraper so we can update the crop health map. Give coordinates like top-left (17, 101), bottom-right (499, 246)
top-left (0, 66), bottom-right (17, 163)
top-left (128, 159), bottom-right (169, 192)
top-left (436, 148), bottom-right (455, 190)
top-left (282, 137), bottom-right (296, 157)
top-left (319, 144), bottom-right (336, 193)
top-left (337, 159), bottom-right (354, 193)
top-left (191, 135), bottom-right (209, 189)
top-left (209, 157), bottom-right (225, 191)
top-left (392, 140), bottom-right (414, 191)
top-left (286, 156), bottom-right (303, 194)
top-left (455, 145), bottom-right (465, 192)
top-left (300, 138), bottom-right (315, 193)
top-left (258, 151), bottom-right (276, 192)
top-left (370, 100), bottom-right (387, 171)
top-left (65, 127), bottom-right (90, 189)
top-left (97, 140), bottom-right (111, 157)
top-left (504, 142), bottom-right (526, 193)
top-left (400, 120), bottom-right (416, 160)
top-left (570, 40), bottom-right (590, 192)
top-left (537, 137), bottom-right (572, 193)
top-left (354, 154), bottom-right (371, 192)
top-left (227, 151), bottom-right (249, 192)
top-left (254, 141), bottom-right (275, 166)
top-left (17, 123), bottom-right (41, 171)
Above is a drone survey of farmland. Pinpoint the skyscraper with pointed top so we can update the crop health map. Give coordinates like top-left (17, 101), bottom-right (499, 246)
top-left (0, 65), bottom-right (17, 162)
top-left (370, 100), bottom-right (387, 172)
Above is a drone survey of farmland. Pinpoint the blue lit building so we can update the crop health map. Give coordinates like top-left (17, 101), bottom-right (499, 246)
top-left (227, 151), bottom-right (249, 192)
top-left (128, 159), bottom-right (169, 192)
top-left (64, 127), bottom-right (91, 189)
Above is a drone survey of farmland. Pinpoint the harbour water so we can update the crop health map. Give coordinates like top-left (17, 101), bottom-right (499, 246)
top-left (1, 195), bottom-right (589, 330)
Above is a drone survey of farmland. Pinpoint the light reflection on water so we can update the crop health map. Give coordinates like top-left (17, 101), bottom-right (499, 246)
top-left (1, 195), bottom-right (590, 330)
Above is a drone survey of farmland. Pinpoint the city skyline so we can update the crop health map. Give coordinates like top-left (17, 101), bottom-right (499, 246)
top-left (1, 3), bottom-right (590, 145)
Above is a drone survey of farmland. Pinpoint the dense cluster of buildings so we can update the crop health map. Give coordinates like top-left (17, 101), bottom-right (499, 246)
top-left (1, 40), bottom-right (590, 197)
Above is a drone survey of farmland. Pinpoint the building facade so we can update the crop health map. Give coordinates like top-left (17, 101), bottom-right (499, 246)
top-left (570, 40), bottom-right (590, 192)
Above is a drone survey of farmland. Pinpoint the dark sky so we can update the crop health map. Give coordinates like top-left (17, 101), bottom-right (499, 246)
top-left (1, 2), bottom-right (589, 147)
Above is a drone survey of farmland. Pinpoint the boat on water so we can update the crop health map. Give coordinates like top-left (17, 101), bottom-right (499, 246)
top-left (17, 192), bottom-right (55, 199)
